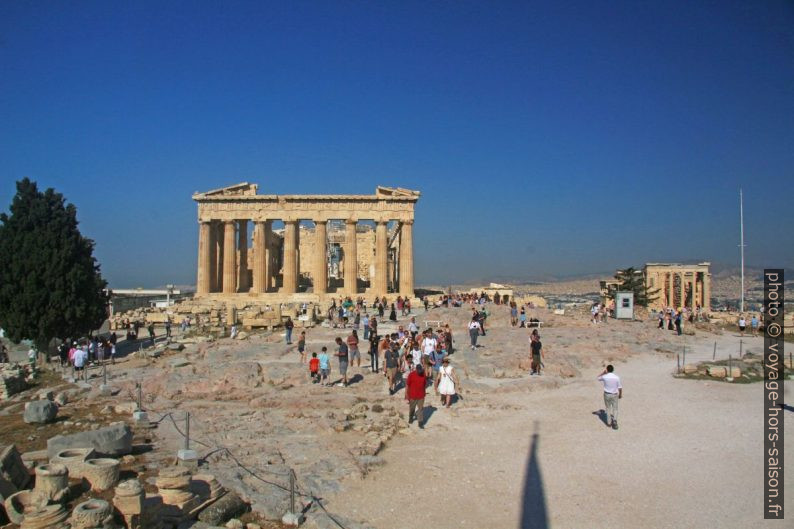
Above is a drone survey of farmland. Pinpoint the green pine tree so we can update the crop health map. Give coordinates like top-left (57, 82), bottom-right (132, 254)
top-left (611, 267), bottom-right (659, 308)
top-left (0, 178), bottom-right (108, 351)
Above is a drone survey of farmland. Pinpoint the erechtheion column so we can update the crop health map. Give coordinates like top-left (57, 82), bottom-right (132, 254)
top-left (678, 273), bottom-right (685, 308)
top-left (253, 221), bottom-right (267, 293)
top-left (197, 221), bottom-right (212, 295)
top-left (703, 272), bottom-right (711, 311)
top-left (643, 263), bottom-right (711, 312)
top-left (238, 219), bottom-right (249, 292)
top-left (315, 221), bottom-right (328, 294)
top-left (655, 272), bottom-right (661, 305)
top-left (282, 220), bottom-right (298, 293)
top-left (399, 220), bottom-right (414, 296)
top-left (374, 221), bottom-right (389, 295)
top-left (222, 221), bottom-right (237, 294)
top-left (667, 272), bottom-right (673, 307)
top-left (345, 220), bottom-right (358, 294)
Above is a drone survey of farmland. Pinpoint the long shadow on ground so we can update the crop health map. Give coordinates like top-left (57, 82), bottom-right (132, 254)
top-left (592, 409), bottom-right (609, 426)
top-left (519, 428), bottom-right (549, 529)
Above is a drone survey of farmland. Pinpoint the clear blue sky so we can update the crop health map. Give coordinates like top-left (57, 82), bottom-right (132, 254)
top-left (1, 1), bottom-right (792, 287)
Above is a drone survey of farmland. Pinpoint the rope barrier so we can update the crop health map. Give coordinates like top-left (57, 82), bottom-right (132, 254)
top-left (148, 406), bottom-right (349, 528)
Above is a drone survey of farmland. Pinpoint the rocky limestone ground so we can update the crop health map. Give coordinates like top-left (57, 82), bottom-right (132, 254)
top-left (133, 303), bottom-right (789, 529)
top-left (4, 303), bottom-right (790, 528)
top-left (100, 303), bottom-right (632, 527)
top-left (324, 308), bottom-right (793, 529)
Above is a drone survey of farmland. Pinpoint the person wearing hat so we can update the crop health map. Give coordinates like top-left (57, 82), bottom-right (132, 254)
top-left (435, 357), bottom-right (461, 408)
top-left (405, 363), bottom-right (428, 428)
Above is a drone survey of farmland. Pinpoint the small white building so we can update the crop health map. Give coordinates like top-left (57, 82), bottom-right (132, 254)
top-left (614, 292), bottom-right (634, 319)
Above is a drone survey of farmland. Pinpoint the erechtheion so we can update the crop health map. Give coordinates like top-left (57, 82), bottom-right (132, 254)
top-left (193, 183), bottom-right (420, 301)
top-left (644, 262), bottom-right (711, 311)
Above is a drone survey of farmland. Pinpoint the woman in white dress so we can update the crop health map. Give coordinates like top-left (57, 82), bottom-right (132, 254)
top-left (435, 357), bottom-right (460, 408)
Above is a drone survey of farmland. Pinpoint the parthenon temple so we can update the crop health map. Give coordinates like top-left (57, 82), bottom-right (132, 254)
top-left (193, 183), bottom-right (420, 301)
top-left (644, 262), bottom-right (711, 311)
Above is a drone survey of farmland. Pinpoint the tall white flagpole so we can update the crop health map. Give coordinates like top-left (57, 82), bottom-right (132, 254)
top-left (739, 188), bottom-right (745, 313)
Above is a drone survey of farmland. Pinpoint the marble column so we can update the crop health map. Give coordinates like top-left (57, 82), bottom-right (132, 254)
top-left (667, 271), bottom-right (674, 307)
top-left (214, 222), bottom-right (224, 292)
top-left (695, 272), bottom-right (703, 308)
top-left (374, 220), bottom-right (389, 295)
top-left (264, 220), bottom-right (273, 291)
top-left (691, 274), bottom-right (697, 309)
top-left (653, 272), bottom-right (660, 305)
top-left (398, 220), bottom-right (414, 296)
top-left (222, 221), bottom-right (237, 294)
top-left (678, 273), bottom-right (685, 309)
top-left (197, 221), bottom-right (212, 295)
top-left (282, 220), bottom-right (298, 293)
top-left (315, 221), bottom-right (328, 295)
top-left (208, 221), bottom-right (218, 292)
top-left (345, 220), bottom-right (358, 294)
top-left (237, 220), bottom-right (249, 293)
top-left (703, 273), bottom-right (711, 311)
top-left (253, 221), bottom-right (266, 293)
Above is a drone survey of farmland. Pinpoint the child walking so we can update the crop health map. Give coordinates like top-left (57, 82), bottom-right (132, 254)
top-left (309, 352), bottom-right (320, 383)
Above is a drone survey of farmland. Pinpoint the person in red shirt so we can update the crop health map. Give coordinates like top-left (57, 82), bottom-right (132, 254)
top-left (309, 352), bottom-right (320, 384)
top-left (405, 364), bottom-right (428, 429)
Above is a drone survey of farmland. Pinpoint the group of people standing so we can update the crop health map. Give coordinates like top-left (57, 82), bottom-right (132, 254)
top-left (591, 303), bottom-right (613, 323)
top-left (325, 296), bottom-right (415, 329)
top-left (299, 322), bottom-right (462, 428)
top-left (737, 314), bottom-right (760, 337)
top-left (57, 334), bottom-right (117, 368)
top-left (289, 292), bottom-right (627, 432)
top-left (509, 301), bottom-right (541, 328)
top-left (55, 337), bottom-right (114, 375)
top-left (657, 307), bottom-right (684, 336)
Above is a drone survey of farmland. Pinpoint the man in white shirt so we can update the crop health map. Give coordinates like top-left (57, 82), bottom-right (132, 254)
top-left (597, 365), bottom-right (622, 430)
top-left (408, 318), bottom-right (419, 339)
top-left (73, 346), bottom-right (88, 371)
top-left (421, 331), bottom-right (437, 358)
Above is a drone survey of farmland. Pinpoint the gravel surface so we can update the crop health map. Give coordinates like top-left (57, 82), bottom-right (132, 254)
top-left (330, 312), bottom-right (792, 529)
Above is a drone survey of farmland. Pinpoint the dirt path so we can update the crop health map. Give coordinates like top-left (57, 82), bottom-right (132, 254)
top-left (330, 348), bottom-right (793, 528)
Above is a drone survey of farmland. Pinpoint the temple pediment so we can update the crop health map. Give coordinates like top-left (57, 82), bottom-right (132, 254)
top-left (194, 182), bottom-right (258, 198)
top-left (376, 186), bottom-right (421, 198)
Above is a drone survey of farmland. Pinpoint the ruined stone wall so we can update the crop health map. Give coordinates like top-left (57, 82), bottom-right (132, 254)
top-left (297, 225), bottom-right (375, 281)
top-left (356, 228), bottom-right (375, 280)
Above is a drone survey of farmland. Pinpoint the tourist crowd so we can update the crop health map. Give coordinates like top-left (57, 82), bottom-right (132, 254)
top-left (296, 297), bottom-right (471, 428)
top-left (295, 292), bottom-right (552, 428)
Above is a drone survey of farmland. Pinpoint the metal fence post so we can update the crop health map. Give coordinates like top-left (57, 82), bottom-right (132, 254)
top-left (290, 469), bottom-right (296, 514)
top-left (185, 412), bottom-right (190, 451)
top-left (713, 341), bottom-right (717, 361)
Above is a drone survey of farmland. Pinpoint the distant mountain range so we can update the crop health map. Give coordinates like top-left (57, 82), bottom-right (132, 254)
top-left (468, 262), bottom-right (793, 286)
